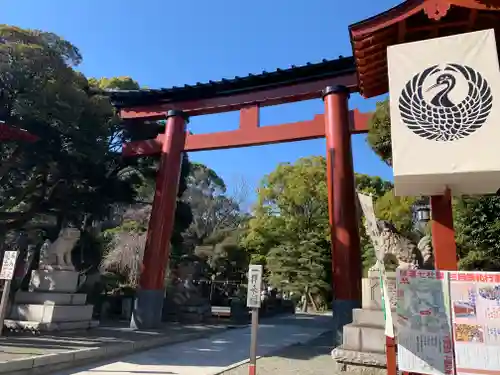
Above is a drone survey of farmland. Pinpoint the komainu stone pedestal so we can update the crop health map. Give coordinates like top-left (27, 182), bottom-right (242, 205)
top-left (5, 269), bottom-right (98, 332)
top-left (331, 271), bottom-right (396, 375)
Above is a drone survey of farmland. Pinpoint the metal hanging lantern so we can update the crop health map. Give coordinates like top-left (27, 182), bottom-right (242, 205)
top-left (413, 198), bottom-right (431, 230)
top-left (415, 205), bottom-right (431, 223)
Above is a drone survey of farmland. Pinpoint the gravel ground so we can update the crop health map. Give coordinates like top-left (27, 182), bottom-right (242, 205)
top-left (220, 331), bottom-right (336, 375)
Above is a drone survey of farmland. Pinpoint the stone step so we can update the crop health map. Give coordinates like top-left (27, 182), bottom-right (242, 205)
top-left (342, 323), bottom-right (387, 353)
top-left (4, 319), bottom-right (99, 332)
top-left (9, 303), bottom-right (94, 323)
top-left (331, 347), bottom-right (387, 369)
top-left (15, 291), bottom-right (87, 305)
top-left (352, 308), bottom-right (386, 327)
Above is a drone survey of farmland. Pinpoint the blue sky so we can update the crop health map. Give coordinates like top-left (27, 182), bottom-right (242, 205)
top-left (3, 0), bottom-right (400, 205)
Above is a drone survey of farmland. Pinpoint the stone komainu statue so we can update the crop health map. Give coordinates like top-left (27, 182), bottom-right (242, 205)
top-left (39, 227), bottom-right (81, 271)
top-left (371, 220), bottom-right (434, 270)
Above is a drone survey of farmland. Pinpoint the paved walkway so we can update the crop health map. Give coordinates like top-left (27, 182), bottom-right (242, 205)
top-left (220, 330), bottom-right (335, 375)
top-left (55, 314), bottom-right (332, 375)
top-left (0, 322), bottom-right (225, 363)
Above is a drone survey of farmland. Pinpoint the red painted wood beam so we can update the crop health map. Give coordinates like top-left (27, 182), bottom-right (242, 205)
top-left (123, 115), bottom-right (325, 156)
top-left (349, 109), bottom-right (371, 134)
top-left (120, 73), bottom-right (358, 119)
top-left (431, 189), bottom-right (458, 271)
top-left (122, 109), bottom-right (371, 157)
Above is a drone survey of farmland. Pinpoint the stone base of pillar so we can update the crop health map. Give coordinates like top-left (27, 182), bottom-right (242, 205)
top-left (332, 299), bottom-right (360, 345)
top-left (331, 273), bottom-right (397, 374)
top-left (330, 308), bottom-right (388, 375)
top-left (130, 289), bottom-right (164, 330)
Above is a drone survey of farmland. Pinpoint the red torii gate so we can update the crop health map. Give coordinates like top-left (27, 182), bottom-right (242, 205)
top-left (110, 57), bottom-right (370, 331)
top-left (0, 122), bottom-right (38, 143)
top-left (107, 4), bottom-right (498, 365)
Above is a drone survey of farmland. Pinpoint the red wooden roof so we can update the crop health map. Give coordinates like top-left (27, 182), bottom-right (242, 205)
top-left (0, 123), bottom-right (38, 143)
top-left (349, 0), bottom-right (500, 98)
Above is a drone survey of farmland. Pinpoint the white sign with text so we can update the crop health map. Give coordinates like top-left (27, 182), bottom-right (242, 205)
top-left (0, 251), bottom-right (18, 280)
top-left (247, 265), bottom-right (263, 308)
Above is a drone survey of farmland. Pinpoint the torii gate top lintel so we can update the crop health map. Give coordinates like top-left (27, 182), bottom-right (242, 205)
top-left (107, 57), bottom-right (371, 156)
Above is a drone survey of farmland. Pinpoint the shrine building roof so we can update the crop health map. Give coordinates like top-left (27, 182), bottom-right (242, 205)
top-left (350, 0), bottom-right (500, 98)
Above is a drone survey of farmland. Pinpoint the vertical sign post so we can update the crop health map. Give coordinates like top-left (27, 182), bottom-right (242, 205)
top-left (247, 264), bottom-right (263, 375)
top-left (0, 250), bottom-right (18, 336)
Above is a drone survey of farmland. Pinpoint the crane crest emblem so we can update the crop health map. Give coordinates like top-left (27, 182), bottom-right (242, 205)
top-left (398, 63), bottom-right (493, 142)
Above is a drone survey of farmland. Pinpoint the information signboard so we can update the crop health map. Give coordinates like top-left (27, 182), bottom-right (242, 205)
top-left (0, 251), bottom-right (18, 280)
top-left (449, 271), bottom-right (500, 375)
top-left (396, 269), bottom-right (454, 375)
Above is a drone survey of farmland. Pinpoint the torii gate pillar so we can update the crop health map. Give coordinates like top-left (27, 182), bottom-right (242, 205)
top-left (131, 110), bottom-right (188, 330)
top-left (323, 85), bottom-right (362, 343)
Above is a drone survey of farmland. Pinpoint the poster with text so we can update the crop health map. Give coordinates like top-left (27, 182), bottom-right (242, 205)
top-left (397, 269), bottom-right (454, 375)
top-left (450, 271), bottom-right (500, 375)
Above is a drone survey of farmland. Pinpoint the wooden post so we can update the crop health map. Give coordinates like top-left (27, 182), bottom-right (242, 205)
top-left (0, 280), bottom-right (12, 336)
top-left (386, 336), bottom-right (398, 375)
top-left (247, 265), bottom-right (263, 375)
top-left (249, 308), bottom-right (259, 375)
top-left (431, 188), bottom-right (458, 271)
top-left (0, 250), bottom-right (19, 336)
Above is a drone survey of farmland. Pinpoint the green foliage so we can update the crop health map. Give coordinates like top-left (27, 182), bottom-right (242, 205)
top-left (356, 173), bottom-right (393, 197)
top-left (88, 77), bottom-right (140, 91)
top-left (103, 154), bottom-right (193, 278)
top-left (375, 190), bottom-right (416, 235)
top-left (0, 25), bottom-right (139, 233)
top-left (454, 196), bottom-right (500, 271)
top-left (243, 156), bottom-right (395, 292)
top-left (0, 25), bottom-right (192, 282)
top-left (367, 99), bottom-right (392, 166)
top-left (196, 226), bottom-right (250, 283)
top-left (243, 156), bottom-right (331, 300)
top-left (185, 164), bottom-right (249, 282)
top-left (266, 231), bottom-right (331, 295)
top-left (183, 162), bottom-right (241, 252)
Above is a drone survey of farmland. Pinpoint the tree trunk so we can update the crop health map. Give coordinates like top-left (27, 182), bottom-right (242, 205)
top-left (307, 291), bottom-right (318, 312)
top-left (301, 285), bottom-right (309, 312)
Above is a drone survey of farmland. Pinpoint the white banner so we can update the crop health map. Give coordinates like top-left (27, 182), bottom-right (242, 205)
top-left (388, 29), bottom-right (500, 196)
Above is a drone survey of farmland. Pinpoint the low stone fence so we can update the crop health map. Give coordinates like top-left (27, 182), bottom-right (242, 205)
top-left (228, 298), bottom-right (296, 324)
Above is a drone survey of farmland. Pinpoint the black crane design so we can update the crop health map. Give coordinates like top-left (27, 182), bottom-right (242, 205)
top-left (427, 73), bottom-right (456, 108)
top-left (399, 63), bottom-right (493, 142)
